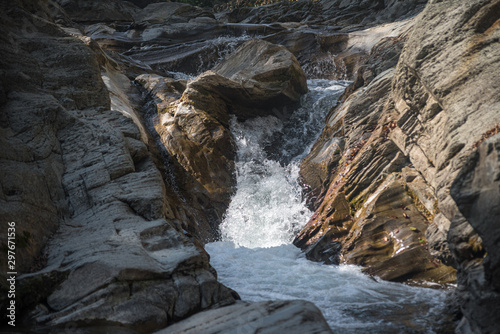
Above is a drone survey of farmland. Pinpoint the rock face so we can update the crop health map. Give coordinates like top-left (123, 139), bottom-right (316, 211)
top-left (294, 67), bottom-right (456, 283)
top-left (0, 1), bottom-right (238, 331)
top-left (219, 0), bottom-right (426, 27)
top-left (157, 300), bottom-right (333, 334)
top-left (1, 0), bottom-right (314, 331)
top-left (55, 0), bottom-right (139, 23)
top-left (4, 0), bottom-right (500, 333)
top-left (67, 0), bottom-right (428, 80)
top-left (296, 0), bottom-right (500, 330)
top-left (390, 1), bottom-right (500, 331)
top-left (220, 1), bottom-right (419, 79)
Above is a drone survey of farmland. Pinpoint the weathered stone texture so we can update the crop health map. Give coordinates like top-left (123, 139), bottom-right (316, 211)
top-left (136, 39), bottom-right (308, 242)
top-left (296, 0), bottom-right (500, 331)
top-left (1, 1), bottom-right (237, 331)
top-left (158, 300), bottom-right (333, 334)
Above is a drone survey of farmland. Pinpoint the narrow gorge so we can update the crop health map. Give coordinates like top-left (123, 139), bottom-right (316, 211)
top-left (0, 0), bottom-right (499, 333)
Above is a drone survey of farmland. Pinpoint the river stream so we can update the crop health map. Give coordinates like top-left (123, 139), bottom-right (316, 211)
top-left (205, 79), bottom-right (454, 333)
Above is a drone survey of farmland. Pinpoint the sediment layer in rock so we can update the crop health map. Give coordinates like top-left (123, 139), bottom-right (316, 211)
top-left (296, 0), bottom-right (500, 331)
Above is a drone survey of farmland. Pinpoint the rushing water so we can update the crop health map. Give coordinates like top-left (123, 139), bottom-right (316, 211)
top-left (205, 79), bottom-right (454, 333)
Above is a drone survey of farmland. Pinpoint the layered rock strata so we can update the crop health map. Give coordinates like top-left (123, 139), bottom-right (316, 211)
top-left (56, 0), bottom-right (427, 80)
top-left (295, 0), bottom-right (500, 331)
top-left (0, 1), bottom-right (313, 332)
top-left (0, 1), bottom-right (238, 331)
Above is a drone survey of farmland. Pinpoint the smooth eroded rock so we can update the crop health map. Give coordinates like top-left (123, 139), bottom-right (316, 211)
top-left (156, 300), bottom-right (333, 334)
top-left (450, 134), bottom-right (500, 333)
top-left (212, 39), bottom-right (308, 120)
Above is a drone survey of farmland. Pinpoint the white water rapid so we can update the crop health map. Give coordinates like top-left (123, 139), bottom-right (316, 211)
top-left (205, 80), bottom-right (453, 333)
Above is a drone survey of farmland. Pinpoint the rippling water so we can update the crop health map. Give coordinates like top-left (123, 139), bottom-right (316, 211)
top-left (206, 80), bottom-right (454, 333)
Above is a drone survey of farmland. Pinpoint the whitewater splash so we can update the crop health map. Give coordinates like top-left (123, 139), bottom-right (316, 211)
top-left (218, 115), bottom-right (306, 248)
top-left (219, 80), bottom-right (347, 248)
top-left (206, 79), bottom-right (453, 333)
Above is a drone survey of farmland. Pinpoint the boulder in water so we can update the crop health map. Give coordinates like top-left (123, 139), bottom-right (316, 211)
top-left (138, 39), bottom-right (309, 242)
top-left (158, 300), bottom-right (333, 334)
top-left (212, 39), bottom-right (308, 120)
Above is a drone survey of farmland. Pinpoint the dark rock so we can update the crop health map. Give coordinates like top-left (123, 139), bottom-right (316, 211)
top-left (218, 0), bottom-right (427, 27)
top-left (450, 134), bottom-right (500, 334)
top-left (55, 0), bottom-right (139, 23)
top-left (134, 2), bottom-right (215, 25)
top-left (0, 2), bottom-right (237, 331)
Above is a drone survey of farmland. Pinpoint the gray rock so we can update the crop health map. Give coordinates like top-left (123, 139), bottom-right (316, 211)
top-left (450, 134), bottom-right (500, 334)
top-left (212, 39), bottom-right (308, 120)
top-left (297, 0), bottom-right (500, 330)
top-left (389, 1), bottom-right (500, 328)
top-left (0, 1), bottom-right (237, 331)
top-left (157, 300), bottom-right (333, 334)
top-left (219, 0), bottom-right (426, 27)
top-left (134, 2), bottom-right (215, 25)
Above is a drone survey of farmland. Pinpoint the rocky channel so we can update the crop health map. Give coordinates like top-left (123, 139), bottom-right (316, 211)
top-left (0, 0), bottom-right (499, 333)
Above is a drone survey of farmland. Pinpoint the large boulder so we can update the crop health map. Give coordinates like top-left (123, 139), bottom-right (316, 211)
top-left (158, 300), bottom-right (333, 334)
top-left (212, 39), bottom-right (308, 120)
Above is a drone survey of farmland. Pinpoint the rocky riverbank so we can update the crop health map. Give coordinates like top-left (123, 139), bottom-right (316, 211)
top-left (1, 0), bottom-right (499, 333)
top-left (294, 0), bottom-right (500, 332)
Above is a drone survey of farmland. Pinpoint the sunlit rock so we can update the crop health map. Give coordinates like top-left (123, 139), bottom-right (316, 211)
top-left (136, 39), bottom-right (308, 243)
top-left (158, 300), bottom-right (333, 334)
top-left (212, 39), bottom-right (308, 120)
top-left (0, 2), bottom-right (237, 332)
